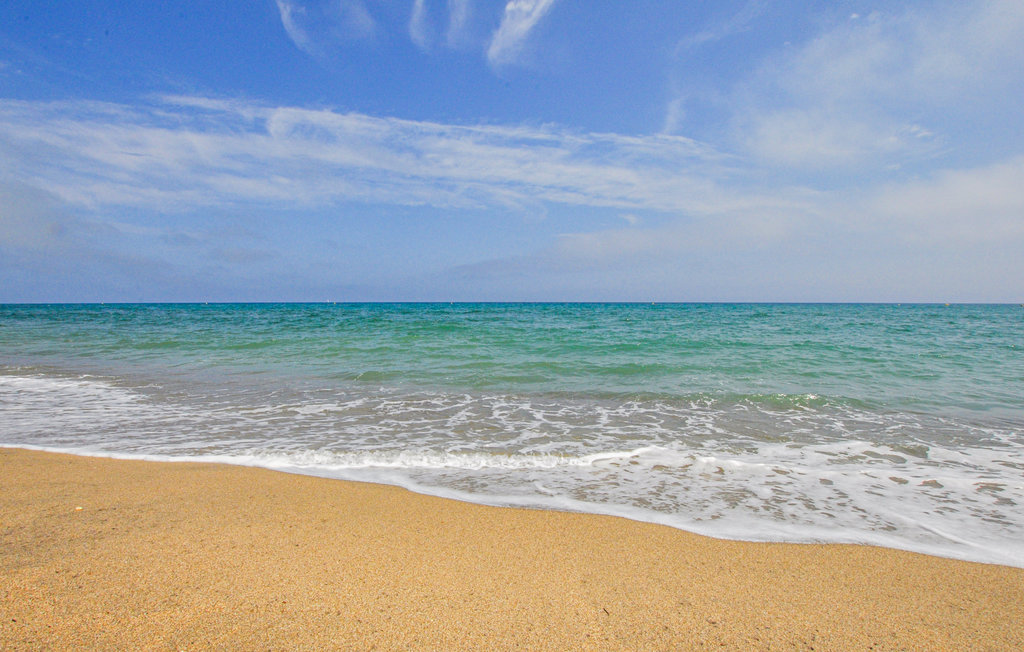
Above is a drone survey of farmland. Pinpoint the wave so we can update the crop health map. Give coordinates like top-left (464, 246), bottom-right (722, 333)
top-left (2, 362), bottom-right (1023, 568)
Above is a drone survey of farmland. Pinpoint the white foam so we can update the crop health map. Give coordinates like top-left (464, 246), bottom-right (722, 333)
top-left (231, 448), bottom-right (599, 471)
top-left (3, 370), bottom-right (1023, 568)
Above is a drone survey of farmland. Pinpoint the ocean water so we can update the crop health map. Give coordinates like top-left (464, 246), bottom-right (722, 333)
top-left (1, 303), bottom-right (1022, 566)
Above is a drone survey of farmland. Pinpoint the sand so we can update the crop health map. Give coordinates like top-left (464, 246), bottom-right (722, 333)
top-left (1, 448), bottom-right (1022, 650)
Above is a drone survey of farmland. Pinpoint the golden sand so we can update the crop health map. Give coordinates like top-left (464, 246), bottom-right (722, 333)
top-left (2, 448), bottom-right (1022, 650)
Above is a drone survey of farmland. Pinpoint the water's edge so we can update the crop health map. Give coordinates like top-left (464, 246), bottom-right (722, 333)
top-left (2, 303), bottom-right (1022, 568)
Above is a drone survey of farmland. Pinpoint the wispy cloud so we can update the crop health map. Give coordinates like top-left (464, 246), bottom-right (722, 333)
top-left (3, 93), bottom-right (1020, 260)
top-left (431, 150), bottom-right (1024, 301)
top-left (275, 0), bottom-right (376, 58)
top-left (276, 0), bottom-right (557, 70)
top-left (0, 95), bottom-right (744, 216)
top-left (487, 0), bottom-right (559, 67)
top-left (409, 0), bottom-right (432, 50)
top-left (662, 0), bottom-right (1024, 176)
top-left (864, 156), bottom-right (1024, 243)
top-left (409, 0), bottom-right (475, 52)
top-left (0, 180), bottom-right (74, 252)
top-left (446, 0), bottom-right (472, 48)
top-left (276, 0), bottom-right (318, 56)
top-left (732, 2), bottom-right (1024, 170)
top-left (675, 0), bottom-right (766, 52)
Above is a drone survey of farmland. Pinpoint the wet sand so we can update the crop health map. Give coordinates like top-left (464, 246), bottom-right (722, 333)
top-left (2, 447), bottom-right (1022, 650)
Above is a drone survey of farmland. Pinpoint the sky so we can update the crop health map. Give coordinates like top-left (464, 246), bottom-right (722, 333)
top-left (1, 0), bottom-right (1023, 302)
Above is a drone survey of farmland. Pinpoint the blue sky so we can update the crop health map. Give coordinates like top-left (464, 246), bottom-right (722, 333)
top-left (1, 1), bottom-right (1022, 301)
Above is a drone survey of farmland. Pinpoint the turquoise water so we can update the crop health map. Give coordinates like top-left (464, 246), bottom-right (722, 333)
top-left (2, 303), bottom-right (1022, 565)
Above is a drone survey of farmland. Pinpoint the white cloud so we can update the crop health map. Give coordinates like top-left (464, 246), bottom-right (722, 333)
top-left (276, 0), bottom-right (564, 71)
top-left (3, 92), bottom-right (1023, 301)
top-left (436, 149), bottom-right (1024, 301)
top-left (6, 94), bottom-right (1019, 251)
top-left (408, 0), bottom-right (475, 52)
top-left (743, 109), bottom-right (932, 169)
top-left (675, 0), bottom-right (766, 52)
top-left (865, 156), bottom-right (1024, 243)
top-left (529, 151), bottom-right (1024, 278)
top-left (661, 98), bottom-right (686, 136)
top-left (446, 0), bottom-right (472, 48)
top-left (409, 0), bottom-right (431, 50)
top-left (487, 0), bottom-right (559, 67)
top-left (672, 1), bottom-right (1024, 171)
top-left (0, 181), bottom-right (73, 251)
top-left (276, 0), bottom-right (320, 57)
top-left (0, 96), bottom-right (747, 217)
top-left (275, 0), bottom-right (376, 58)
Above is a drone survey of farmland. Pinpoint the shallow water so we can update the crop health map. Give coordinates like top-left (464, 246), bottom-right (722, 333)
top-left (2, 303), bottom-right (1022, 566)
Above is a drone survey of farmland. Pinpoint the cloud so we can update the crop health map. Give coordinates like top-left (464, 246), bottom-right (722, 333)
top-left (275, 0), bottom-right (376, 58)
top-left (743, 110), bottom-right (935, 169)
top-left (408, 0), bottom-right (476, 53)
top-left (664, 1), bottom-right (1024, 173)
top-left (275, 0), bottom-right (561, 70)
top-left (864, 156), bottom-right (1024, 244)
top-left (487, 0), bottom-right (559, 67)
top-left (736, 2), bottom-right (1024, 170)
top-left (0, 95), bottom-right (746, 217)
top-left (675, 0), bottom-right (766, 52)
top-left (446, 0), bottom-right (472, 48)
top-left (661, 97), bottom-right (687, 136)
top-left (428, 149), bottom-right (1024, 301)
top-left (448, 148), bottom-right (1024, 297)
top-left (276, 0), bottom-right (318, 56)
top-left (0, 180), bottom-right (174, 301)
top-left (2, 85), bottom-right (1023, 301)
top-left (4, 93), bottom-right (1019, 246)
top-left (409, 0), bottom-right (432, 50)
top-left (0, 181), bottom-right (76, 251)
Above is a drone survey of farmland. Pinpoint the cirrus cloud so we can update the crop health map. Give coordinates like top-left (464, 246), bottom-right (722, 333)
top-left (0, 94), bottom-right (744, 216)
top-left (275, 0), bottom-right (376, 58)
top-left (487, 0), bottom-right (560, 67)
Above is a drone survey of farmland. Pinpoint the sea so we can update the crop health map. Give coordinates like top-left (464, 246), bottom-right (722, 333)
top-left (1, 303), bottom-right (1022, 567)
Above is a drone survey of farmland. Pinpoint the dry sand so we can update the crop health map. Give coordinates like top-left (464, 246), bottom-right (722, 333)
top-left (2, 448), bottom-right (1022, 650)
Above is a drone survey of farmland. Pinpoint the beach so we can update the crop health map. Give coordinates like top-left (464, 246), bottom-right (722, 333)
top-left (2, 448), bottom-right (1022, 650)
top-left (5, 0), bottom-right (1024, 646)
top-left (5, 304), bottom-right (1024, 569)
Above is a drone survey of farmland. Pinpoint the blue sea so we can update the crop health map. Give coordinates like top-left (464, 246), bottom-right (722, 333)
top-left (2, 303), bottom-right (1022, 566)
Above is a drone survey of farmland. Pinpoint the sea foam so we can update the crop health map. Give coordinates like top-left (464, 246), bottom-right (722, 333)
top-left (2, 303), bottom-right (1023, 567)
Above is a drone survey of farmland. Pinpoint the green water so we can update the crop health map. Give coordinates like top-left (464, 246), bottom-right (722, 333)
top-left (2, 303), bottom-right (1023, 566)
top-left (3, 303), bottom-right (1021, 412)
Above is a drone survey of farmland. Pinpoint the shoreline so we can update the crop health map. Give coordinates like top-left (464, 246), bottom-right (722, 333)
top-left (5, 442), bottom-right (1019, 570)
top-left (3, 447), bottom-right (1023, 649)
